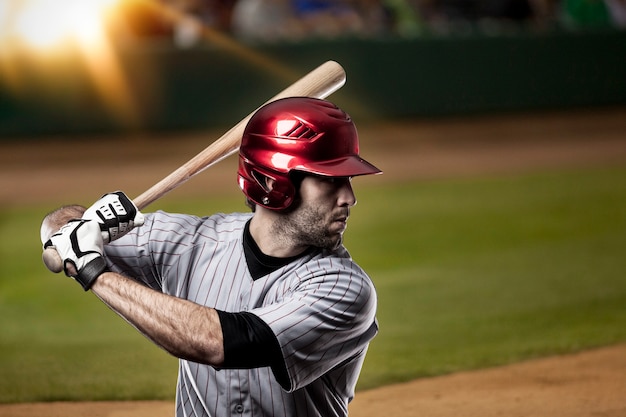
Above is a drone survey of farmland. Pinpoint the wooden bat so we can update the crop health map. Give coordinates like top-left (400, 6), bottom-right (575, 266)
top-left (42, 60), bottom-right (347, 273)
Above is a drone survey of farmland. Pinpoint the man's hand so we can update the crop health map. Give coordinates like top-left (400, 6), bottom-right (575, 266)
top-left (44, 219), bottom-right (108, 290)
top-left (82, 191), bottom-right (144, 244)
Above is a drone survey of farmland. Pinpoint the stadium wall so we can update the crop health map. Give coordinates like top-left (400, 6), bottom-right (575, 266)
top-left (1, 28), bottom-right (625, 137)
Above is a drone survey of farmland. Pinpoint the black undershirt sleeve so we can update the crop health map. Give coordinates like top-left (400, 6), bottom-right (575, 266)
top-left (216, 309), bottom-right (290, 390)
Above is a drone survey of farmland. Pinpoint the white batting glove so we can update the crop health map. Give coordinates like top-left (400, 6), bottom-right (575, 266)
top-left (82, 191), bottom-right (144, 244)
top-left (44, 219), bottom-right (108, 291)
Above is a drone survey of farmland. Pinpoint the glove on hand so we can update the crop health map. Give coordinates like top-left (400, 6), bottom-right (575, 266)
top-left (44, 219), bottom-right (108, 291)
top-left (82, 191), bottom-right (144, 244)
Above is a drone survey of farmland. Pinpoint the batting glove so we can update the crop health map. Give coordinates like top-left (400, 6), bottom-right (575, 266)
top-left (82, 191), bottom-right (144, 244)
top-left (44, 219), bottom-right (108, 291)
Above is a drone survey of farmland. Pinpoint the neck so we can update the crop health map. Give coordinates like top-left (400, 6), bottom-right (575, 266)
top-left (249, 210), bottom-right (309, 258)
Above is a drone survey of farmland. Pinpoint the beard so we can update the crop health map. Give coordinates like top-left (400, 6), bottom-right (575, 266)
top-left (273, 201), bottom-right (347, 251)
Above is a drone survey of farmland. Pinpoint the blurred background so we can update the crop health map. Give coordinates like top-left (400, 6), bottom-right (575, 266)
top-left (1, 0), bottom-right (626, 407)
top-left (0, 0), bottom-right (625, 135)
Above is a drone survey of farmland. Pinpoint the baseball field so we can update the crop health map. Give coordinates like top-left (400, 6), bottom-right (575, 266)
top-left (1, 107), bottom-right (625, 416)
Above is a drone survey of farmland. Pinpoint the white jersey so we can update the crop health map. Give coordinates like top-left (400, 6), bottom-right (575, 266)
top-left (104, 211), bottom-right (378, 417)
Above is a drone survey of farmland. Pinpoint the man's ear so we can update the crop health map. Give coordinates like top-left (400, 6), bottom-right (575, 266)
top-left (264, 177), bottom-right (276, 192)
top-left (251, 170), bottom-right (275, 193)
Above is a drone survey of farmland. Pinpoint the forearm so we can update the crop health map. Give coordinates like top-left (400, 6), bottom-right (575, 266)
top-left (91, 271), bottom-right (225, 366)
top-left (42, 202), bottom-right (225, 364)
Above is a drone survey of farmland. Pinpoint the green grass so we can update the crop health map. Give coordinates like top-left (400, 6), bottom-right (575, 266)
top-left (346, 167), bottom-right (626, 389)
top-left (1, 165), bottom-right (625, 402)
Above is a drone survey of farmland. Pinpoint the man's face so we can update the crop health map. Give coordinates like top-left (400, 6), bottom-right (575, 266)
top-left (277, 175), bottom-right (357, 250)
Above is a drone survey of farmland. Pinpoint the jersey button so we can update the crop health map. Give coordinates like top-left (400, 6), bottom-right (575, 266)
top-left (235, 404), bottom-right (244, 414)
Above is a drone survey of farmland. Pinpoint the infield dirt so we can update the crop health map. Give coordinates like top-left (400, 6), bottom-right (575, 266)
top-left (1, 107), bottom-right (625, 416)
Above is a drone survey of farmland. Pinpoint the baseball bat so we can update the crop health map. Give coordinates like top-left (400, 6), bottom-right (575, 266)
top-left (42, 60), bottom-right (347, 273)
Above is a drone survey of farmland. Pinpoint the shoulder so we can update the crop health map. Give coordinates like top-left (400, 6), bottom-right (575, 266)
top-left (146, 210), bottom-right (251, 226)
top-left (304, 245), bottom-right (371, 283)
top-left (145, 211), bottom-right (252, 237)
top-left (130, 211), bottom-right (253, 253)
top-left (293, 247), bottom-right (377, 313)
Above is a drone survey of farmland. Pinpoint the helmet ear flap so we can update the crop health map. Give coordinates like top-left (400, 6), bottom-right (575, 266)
top-left (264, 174), bottom-right (295, 209)
top-left (242, 165), bottom-right (295, 210)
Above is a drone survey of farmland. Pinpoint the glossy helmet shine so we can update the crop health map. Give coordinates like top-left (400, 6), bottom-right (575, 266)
top-left (237, 97), bottom-right (381, 210)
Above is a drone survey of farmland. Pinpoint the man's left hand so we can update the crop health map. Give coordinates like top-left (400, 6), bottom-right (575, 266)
top-left (82, 191), bottom-right (144, 244)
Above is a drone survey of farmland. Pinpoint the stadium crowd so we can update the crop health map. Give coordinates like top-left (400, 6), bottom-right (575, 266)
top-left (113, 0), bottom-right (626, 46)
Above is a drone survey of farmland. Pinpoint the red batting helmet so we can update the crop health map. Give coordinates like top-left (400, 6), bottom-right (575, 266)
top-left (237, 97), bottom-right (381, 210)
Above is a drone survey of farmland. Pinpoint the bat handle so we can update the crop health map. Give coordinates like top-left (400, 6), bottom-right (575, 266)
top-left (43, 247), bottom-right (64, 273)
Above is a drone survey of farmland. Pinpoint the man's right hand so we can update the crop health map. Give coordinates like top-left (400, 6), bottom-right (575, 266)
top-left (44, 219), bottom-right (108, 290)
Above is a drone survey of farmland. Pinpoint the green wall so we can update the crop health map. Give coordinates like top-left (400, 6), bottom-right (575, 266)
top-left (1, 28), bottom-right (625, 136)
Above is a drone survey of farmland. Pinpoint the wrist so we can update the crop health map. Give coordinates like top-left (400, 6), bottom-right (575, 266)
top-left (74, 256), bottom-right (109, 291)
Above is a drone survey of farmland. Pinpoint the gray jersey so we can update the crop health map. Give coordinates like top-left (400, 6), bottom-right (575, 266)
top-left (104, 211), bottom-right (378, 417)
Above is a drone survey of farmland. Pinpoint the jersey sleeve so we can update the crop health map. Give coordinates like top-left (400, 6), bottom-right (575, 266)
top-left (250, 255), bottom-right (378, 392)
top-left (102, 211), bottom-right (207, 291)
top-left (103, 211), bottom-right (251, 294)
top-left (102, 212), bottom-right (163, 290)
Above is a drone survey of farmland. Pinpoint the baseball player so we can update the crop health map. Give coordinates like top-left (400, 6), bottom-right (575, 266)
top-left (42, 97), bottom-right (382, 417)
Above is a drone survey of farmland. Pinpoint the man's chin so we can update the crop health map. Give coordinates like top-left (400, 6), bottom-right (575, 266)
top-left (328, 234), bottom-right (343, 250)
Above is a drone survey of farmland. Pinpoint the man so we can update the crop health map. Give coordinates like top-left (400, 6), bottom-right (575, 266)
top-left (42, 97), bottom-right (382, 417)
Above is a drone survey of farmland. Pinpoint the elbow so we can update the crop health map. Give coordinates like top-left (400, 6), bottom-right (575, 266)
top-left (173, 306), bottom-right (225, 366)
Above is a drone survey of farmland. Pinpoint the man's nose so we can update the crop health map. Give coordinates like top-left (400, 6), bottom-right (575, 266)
top-left (338, 179), bottom-right (357, 207)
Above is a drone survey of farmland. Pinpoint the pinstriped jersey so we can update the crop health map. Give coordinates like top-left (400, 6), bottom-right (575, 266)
top-left (104, 211), bottom-right (378, 417)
